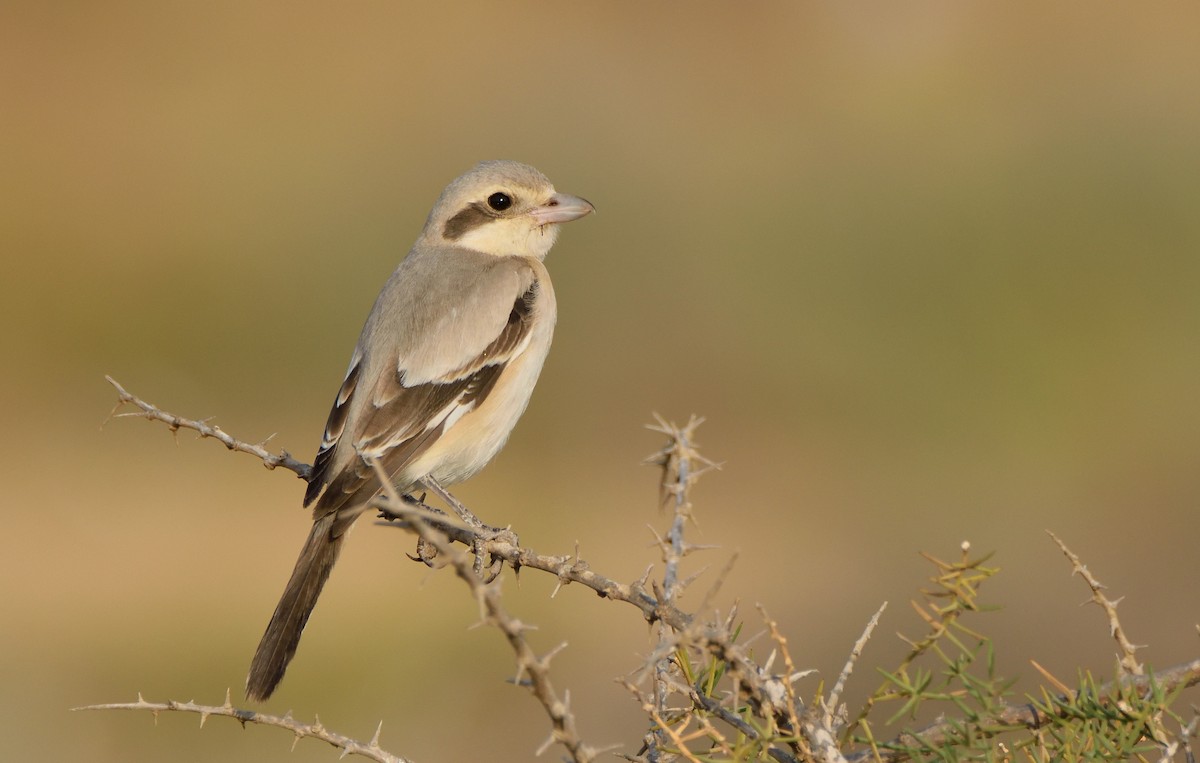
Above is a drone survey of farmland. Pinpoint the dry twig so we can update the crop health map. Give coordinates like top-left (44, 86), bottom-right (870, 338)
top-left (825, 602), bottom-right (887, 730)
top-left (106, 376), bottom-right (696, 633)
top-left (368, 461), bottom-right (603, 763)
top-left (100, 378), bottom-right (1200, 763)
top-left (643, 414), bottom-right (713, 761)
top-left (1048, 530), bottom-right (1144, 676)
top-left (74, 690), bottom-right (406, 763)
top-left (104, 376), bottom-right (312, 479)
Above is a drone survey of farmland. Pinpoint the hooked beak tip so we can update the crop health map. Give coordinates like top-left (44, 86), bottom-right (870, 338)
top-left (531, 193), bottom-right (595, 225)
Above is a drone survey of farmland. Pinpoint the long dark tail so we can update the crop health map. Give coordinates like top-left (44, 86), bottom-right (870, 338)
top-left (246, 513), bottom-right (343, 701)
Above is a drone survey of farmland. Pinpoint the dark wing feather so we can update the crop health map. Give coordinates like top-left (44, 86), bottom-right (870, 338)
top-left (304, 285), bottom-right (536, 522)
top-left (304, 360), bottom-right (361, 507)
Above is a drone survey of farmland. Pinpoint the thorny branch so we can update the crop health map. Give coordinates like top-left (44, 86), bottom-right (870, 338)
top-left (105, 376), bottom-right (693, 630)
top-left (826, 602), bottom-right (887, 727)
top-left (74, 690), bottom-right (407, 763)
top-left (642, 414), bottom-right (718, 762)
top-left (842, 658), bottom-right (1200, 763)
top-left (101, 377), bottom-right (1200, 763)
top-left (378, 495), bottom-right (694, 631)
top-left (103, 378), bottom-right (795, 759)
top-left (101, 377), bottom-right (673, 761)
top-left (1048, 531), bottom-right (1171, 749)
top-left (104, 376), bottom-right (313, 479)
top-left (843, 535), bottom-right (1200, 763)
top-left (1048, 530), bottom-right (1144, 677)
top-left (368, 461), bottom-right (604, 763)
top-left (645, 412), bottom-right (720, 602)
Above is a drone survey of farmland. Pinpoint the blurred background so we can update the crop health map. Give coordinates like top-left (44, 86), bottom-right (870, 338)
top-left (3, 2), bottom-right (1199, 760)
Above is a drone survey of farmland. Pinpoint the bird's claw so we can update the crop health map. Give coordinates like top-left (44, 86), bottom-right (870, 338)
top-left (474, 525), bottom-right (518, 583)
top-left (408, 536), bottom-right (440, 566)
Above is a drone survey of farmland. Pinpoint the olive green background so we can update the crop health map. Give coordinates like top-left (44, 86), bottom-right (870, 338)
top-left (3, 3), bottom-right (1199, 761)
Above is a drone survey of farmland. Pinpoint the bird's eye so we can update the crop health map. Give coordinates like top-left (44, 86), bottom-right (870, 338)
top-left (487, 192), bottom-right (513, 211)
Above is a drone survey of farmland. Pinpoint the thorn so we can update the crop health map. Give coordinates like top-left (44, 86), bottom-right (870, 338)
top-left (511, 662), bottom-right (529, 687)
top-left (370, 720), bottom-right (383, 747)
top-left (724, 601), bottom-right (740, 630)
top-left (636, 564), bottom-right (655, 588)
top-left (677, 564), bottom-right (710, 592)
top-left (535, 732), bottom-right (557, 756)
top-left (542, 641), bottom-right (569, 664)
top-left (763, 648), bottom-right (777, 672)
top-left (101, 399), bottom-right (125, 430)
top-left (646, 524), bottom-right (667, 549)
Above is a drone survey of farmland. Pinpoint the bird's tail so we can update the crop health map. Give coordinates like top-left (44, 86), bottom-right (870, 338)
top-left (246, 513), bottom-right (343, 701)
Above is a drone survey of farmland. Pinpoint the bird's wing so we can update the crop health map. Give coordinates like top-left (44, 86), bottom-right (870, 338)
top-left (304, 252), bottom-right (540, 522)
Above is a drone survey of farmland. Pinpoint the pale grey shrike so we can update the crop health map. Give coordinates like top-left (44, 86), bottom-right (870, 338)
top-left (246, 160), bottom-right (594, 701)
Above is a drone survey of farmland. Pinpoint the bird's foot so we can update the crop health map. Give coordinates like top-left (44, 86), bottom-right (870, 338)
top-left (473, 524), bottom-right (519, 583)
top-left (412, 536), bottom-right (440, 566)
top-left (405, 478), bottom-right (518, 582)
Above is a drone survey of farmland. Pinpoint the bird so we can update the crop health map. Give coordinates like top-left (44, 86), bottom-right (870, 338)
top-left (246, 160), bottom-right (594, 701)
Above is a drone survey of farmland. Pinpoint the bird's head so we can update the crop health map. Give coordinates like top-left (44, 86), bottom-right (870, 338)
top-left (421, 160), bottom-right (594, 259)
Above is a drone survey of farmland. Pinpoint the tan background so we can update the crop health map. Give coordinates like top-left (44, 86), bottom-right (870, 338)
top-left (3, 3), bottom-right (1199, 761)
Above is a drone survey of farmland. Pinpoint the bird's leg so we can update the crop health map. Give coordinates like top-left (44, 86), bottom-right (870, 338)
top-left (419, 477), bottom-right (485, 528)
top-left (418, 476), bottom-right (515, 580)
top-left (419, 476), bottom-right (491, 576)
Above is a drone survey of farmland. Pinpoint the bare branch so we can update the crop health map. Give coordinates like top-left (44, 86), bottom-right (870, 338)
top-left (367, 461), bottom-right (600, 763)
top-left (645, 413), bottom-right (711, 605)
top-left (102, 378), bottom-right (1200, 763)
top-left (803, 716), bottom-right (850, 763)
top-left (826, 602), bottom-right (887, 727)
top-left (375, 494), bottom-right (693, 632)
top-left (1048, 530), bottom-right (1144, 676)
top-left (644, 414), bottom-right (707, 761)
top-left (104, 376), bottom-right (312, 480)
top-left (106, 379), bottom-right (698, 634)
top-left (74, 690), bottom-right (407, 763)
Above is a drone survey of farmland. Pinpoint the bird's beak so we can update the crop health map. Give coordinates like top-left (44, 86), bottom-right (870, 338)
top-left (529, 193), bottom-right (596, 226)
